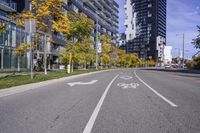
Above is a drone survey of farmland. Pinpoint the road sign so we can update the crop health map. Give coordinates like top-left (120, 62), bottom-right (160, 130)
top-left (97, 42), bottom-right (102, 53)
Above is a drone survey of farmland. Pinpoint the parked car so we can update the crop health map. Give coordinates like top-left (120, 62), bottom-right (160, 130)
top-left (165, 65), bottom-right (171, 69)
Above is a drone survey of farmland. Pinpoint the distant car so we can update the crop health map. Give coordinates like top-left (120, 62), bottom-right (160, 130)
top-left (171, 64), bottom-right (178, 68)
top-left (165, 65), bottom-right (171, 69)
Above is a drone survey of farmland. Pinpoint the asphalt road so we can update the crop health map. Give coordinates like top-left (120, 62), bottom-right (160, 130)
top-left (0, 69), bottom-right (200, 133)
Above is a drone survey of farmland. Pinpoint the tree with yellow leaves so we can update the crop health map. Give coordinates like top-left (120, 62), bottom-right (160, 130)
top-left (60, 38), bottom-right (95, 71)
top-left (98, 35), bottom-right (114, 67)
top-left (116, 49), bottom-right (127, 67)
top-left (76, 38), bottom-right (95, 69)
top-left (18, 0), bottom-right (71, 34)
top-left (61, 12), bottom-right (94, 73)
top-left (12, 0), bottom-right (71, 74)
top-left (147, 59), bottom-right (156, 67)
top-left (67, 12), bottom-right (94, 42)
top-left (115, 49), bottom-right (141, 68)
top-left (0, 21), bottom-right (5, 35)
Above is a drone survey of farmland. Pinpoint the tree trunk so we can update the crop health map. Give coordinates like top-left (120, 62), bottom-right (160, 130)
top-left (17, 54), bottom-right (20, 72)
top-left (84, 62), bottom-right (87, 70)
top-left (71, 60), bottom-right (74, 72)
top-left (68, 52), bottom-right (72, 73)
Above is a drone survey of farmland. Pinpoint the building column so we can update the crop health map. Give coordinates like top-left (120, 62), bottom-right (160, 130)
top-left (1, 49), bottom-right (4, 69)
top-left (27, 33), bottom-right (31, 69)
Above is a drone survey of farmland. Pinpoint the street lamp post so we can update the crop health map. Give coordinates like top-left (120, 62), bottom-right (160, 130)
top-left (176, 33), bottom-right (185, 69)
top-left (29, 3), bottom-right (33, 79)
top-left (182, 33), bottom-right (185, 69)
top-left (26, 2), bottom-right (36, 79)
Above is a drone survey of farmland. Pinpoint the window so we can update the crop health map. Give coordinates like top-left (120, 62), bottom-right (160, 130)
top-left (148, 4), bottom-right (152, 8)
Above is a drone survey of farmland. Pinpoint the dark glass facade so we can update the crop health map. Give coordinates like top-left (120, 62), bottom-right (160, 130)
top-left (0, 0), bottom-right (119, 70)
top-left (122, 0), bottom-right (166, 60)
top-left (0, 0), bottom-right (29, 69)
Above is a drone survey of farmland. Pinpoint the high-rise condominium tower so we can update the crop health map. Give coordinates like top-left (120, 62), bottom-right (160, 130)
top-left (123, 0), bottom-right (166, 62)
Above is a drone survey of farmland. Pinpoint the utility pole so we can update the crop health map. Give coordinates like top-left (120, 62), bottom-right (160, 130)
top-left (176, 33), bottom-right (185, 69)
top-left (182, 33), bottom-right (185, 69)
top-left (95, 12), bottom-right (99, 70)
top-left (29, 3), bottom-right (33, 79)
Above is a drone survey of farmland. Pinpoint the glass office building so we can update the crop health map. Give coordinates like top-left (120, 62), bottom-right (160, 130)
top-left (0, 0), bottom-right (29, 69)
top-left (0, 0), bottom-right (119, 70)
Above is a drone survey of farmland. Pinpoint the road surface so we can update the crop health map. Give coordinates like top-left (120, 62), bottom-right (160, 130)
top-left (0, 69), bottom-right (200, 133)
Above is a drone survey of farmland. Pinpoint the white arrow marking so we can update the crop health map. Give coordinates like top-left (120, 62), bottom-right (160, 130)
top-left (67, 80), bottom-right (98, 87)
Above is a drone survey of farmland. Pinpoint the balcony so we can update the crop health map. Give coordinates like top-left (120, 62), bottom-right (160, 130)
top-left (93, 0), bottom-right (103, 10)
top-left (52, 34), bottom-right (68, 47)
top-left (72, 0), bottom-right (117, 35)
top-left (84, 0), bottom-right (96, 11)
top-left (0, 0), bottom-right (16, 12)
top-left (99, 0), bottom-right (112, 13)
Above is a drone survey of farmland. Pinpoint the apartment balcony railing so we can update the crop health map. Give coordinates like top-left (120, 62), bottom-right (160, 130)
top-left (94, 0), bottom-right (103, 10)
top-left (0, 0), bottom-right (16, 12)
top-left (84, 0), bottom-right (96, 11)
top-left (98, 0), bottom-right (112, 13)
top-left (72, 0), bottom-right (117, 34)
top-left (52, 34), bottom-right (67, 46)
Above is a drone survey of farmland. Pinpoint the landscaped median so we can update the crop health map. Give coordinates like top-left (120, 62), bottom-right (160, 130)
top-left (0, 69), bottom-right (111, 90)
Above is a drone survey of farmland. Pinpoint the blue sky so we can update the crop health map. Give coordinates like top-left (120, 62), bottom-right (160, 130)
top-left (117, 0), bottom-right (200, 58)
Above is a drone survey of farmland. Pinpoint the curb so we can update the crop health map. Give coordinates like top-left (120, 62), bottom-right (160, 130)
top-left (0, 69), bottom-right (118, 98)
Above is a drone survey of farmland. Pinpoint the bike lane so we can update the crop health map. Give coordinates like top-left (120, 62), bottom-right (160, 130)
top-left (91, 69), bottom-right (179, 133)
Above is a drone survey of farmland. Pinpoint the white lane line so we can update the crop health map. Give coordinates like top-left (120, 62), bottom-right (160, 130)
top-left (83, 74), bottom-right (119, 133)
top-left (134, 70), bottom-right (178, 108)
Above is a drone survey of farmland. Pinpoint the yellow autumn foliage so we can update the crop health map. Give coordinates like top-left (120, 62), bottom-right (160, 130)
top-left (0, 21), bottom-right (6, 34)
top-left (16, 43), bottom-right (36, 54)
top-left (11, 0), bottom-right (70, 34)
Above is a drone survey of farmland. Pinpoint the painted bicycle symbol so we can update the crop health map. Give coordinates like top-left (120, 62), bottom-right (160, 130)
top-left (117, 83), bottom-right (139, 89)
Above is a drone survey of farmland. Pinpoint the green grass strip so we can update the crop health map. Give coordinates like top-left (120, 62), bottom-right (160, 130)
top-left (0, 69), bottom-right (104, 89)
